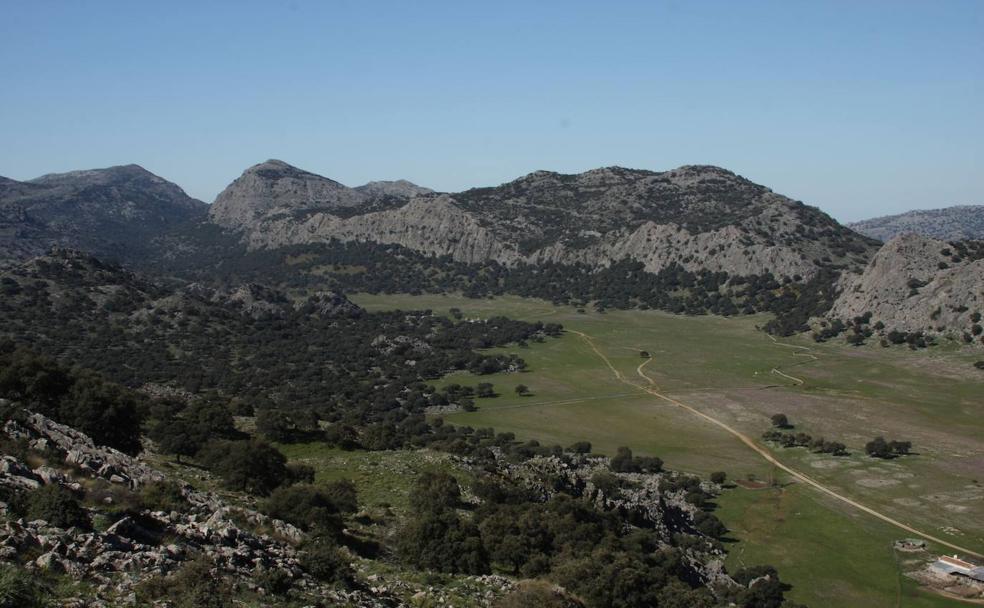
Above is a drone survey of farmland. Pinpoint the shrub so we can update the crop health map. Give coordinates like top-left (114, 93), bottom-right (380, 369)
top-left (496, 580), bottom-right (585, 608)
top-left (253, 567), bottom-right (292, 596)
top-left (299, 534), bottom-right (352, 584)
top-left (323, 479), bottom-right (358, 514)
top-left (262, 484), bottom-right (343, 534)
top-left (139, 480), bottom-right (188, 513)
top-left (26, 485), bottom-right (90, 529)
top-left (0, 563), bottom-right (50, 608)
top-left (198, 439), bottom-right (287, 496)
top-left (135, 557), bottom-right (233, 608)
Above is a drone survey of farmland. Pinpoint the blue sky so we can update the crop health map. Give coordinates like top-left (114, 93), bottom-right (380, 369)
top-left (1, 1), bottom-right (981, 221)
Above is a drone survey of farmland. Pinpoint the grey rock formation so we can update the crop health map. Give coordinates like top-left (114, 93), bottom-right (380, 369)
top-left (355, 179), bottom-right (434, 199)
top-left (849, 205), bottom-right (984, 242)
top-left (209, 160), bottom-right (369, 228)
top-left (828, 234), bottom-right (984, 339)
top-left (176, 281), bottom-right (364, 320)
top-left (210, 161), bottom-right (878, 280)
top-left (0, 407), bottom-right (405, 607)
top-left (0, 165), bottom-right (206, 261)
top-left (3, 409), bottom-right (165, 489)
top-left (303, 289), bottom-right (364, 318)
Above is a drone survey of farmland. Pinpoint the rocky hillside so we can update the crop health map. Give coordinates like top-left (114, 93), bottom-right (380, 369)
top-left (828, 234), bottom-right (984, 341)
top-left (0, 164), bottom-right (207, 261)
top-left (849, 205), bottom-right (984, 242)
top-left (209, 160), bottom-right (432, 228)
top-left (209, 161), bottom-right (879, 280)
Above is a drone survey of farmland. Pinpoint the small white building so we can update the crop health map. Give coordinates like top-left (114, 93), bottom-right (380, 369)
top-left (931, 555), bottom-right (984, 584)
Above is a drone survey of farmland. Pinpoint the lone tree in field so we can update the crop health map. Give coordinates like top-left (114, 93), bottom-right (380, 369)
top-left (710, 471), bottom-right (727, 485)
top-left (476, 382), bottom-right (496, 398)
top-left (770, 413), bottom-right (790, 429)
top-left (514, 384), bottom-right (531, 396)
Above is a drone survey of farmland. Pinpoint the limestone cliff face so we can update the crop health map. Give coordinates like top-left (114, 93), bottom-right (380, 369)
top-left (209, 161), bottom-right (878, 280)
top-left (829, 234), bottom-right (984, 336)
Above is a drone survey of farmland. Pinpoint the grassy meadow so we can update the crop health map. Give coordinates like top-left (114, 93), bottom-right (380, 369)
top-left (351, 292), bottom-right (984, 607)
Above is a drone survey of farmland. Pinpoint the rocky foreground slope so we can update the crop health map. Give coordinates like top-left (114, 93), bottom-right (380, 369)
top-left (849, 205), bottom-right (984, 242)
top-left (0, 165), bottom-right (206, 261)
top-left (0, 405), bottom-right (404, 607)
top-left (209, 160), bottom-right (878, 280)
top-left (0, 404), bottom-right (750, 607)
top-left (828, 234), bottom-right (984, 340)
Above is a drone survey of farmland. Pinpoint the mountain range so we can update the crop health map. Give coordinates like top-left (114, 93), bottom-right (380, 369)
top-left (849, 205), bottom-right (984, 242)
top-left (1, 159), bottom-right (982, 343)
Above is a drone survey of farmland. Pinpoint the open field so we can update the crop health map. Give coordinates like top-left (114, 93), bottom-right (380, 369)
top-left (353, 292), bottom-right (984, 607)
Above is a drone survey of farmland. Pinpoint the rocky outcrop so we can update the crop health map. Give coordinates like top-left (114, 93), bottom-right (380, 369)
top-left (304, 289), bottom-right (364, 318)
top-left (0, 165), bottom-right (206, 261)
top-left (493, 453), bottom-right (732, 590)
top-left (828, 234), bottom-right (984, 339)
top-left (3, 408), bottom-right (164, 489)
top-left (209, 161), bottom-right (878, 281)
top-left (850, 205), bottom-right (984, 242)
top-left (176, 282), bottom-right (364, 320)
top-left (0, 407), bottom-right (406, 606)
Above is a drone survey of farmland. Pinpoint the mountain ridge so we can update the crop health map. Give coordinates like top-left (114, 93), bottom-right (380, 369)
top-left (0, 164), bottom-right (207, 261)
top-left (849, 205), bottom-right (984, 241)
top-left (210, 159), bottom-right (878, 281)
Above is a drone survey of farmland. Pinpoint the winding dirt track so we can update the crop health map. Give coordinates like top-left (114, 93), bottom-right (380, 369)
top-left (568, 329), bottom-right (984, 559)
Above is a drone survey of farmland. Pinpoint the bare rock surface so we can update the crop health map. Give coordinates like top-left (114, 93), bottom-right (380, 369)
top-left (208, 160), bottom-right (878, 280)
top-left (829, 234), bottom-right (984, 338)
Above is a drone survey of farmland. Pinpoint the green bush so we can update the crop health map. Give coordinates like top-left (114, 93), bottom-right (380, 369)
top-left (0, 563), bottom-right (50, 608)
top-left (253, 567), bottom-right (292, 596)
top-left (299, 535), bottom-right (352, 584)
top-left (135, 557), bottom-right (233, 608)
top-left (139, 480), bottom-right (188, 513)
top-left (198, 439), bottom-right (287, 496)
top-left (262, 484), bottom-right (343, 534)
top-left (26, 485), bottom-right (90, 529)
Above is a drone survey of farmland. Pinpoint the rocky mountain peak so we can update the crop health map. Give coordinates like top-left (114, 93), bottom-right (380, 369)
top-left (208, 160), bottom-right (368, 229)
top-left (354, 179), bottom-right (433, 199)
top-left (31, 163), bottom-right (156, 186)
top-left (0, 165), bottom-right (206, 261)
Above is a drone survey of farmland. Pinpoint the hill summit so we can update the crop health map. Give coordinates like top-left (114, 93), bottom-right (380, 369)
top-left (0, 164), bottom-right (206, 260)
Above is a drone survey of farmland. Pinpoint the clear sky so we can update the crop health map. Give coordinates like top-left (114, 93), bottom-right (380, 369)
top-left (1, 1), bottom-right (981, 221)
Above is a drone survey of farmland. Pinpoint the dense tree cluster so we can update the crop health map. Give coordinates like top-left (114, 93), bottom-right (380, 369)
top-left (0, 344), bottom-right (144, 454)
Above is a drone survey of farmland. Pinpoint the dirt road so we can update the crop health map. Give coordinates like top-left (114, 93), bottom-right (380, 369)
top-left (568, 329), bottom-right (984, 559)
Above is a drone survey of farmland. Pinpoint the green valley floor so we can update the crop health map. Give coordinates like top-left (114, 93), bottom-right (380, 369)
top-left (352, 293), bottom-right (984, 608)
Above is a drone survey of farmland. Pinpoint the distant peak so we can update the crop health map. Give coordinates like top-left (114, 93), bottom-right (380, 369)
top-left (243, 159), bottom-right (305, 174)
top-left (30, 164), bottom-right (154, 184)
top-left (355, 179), bottom-right (434, 198)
